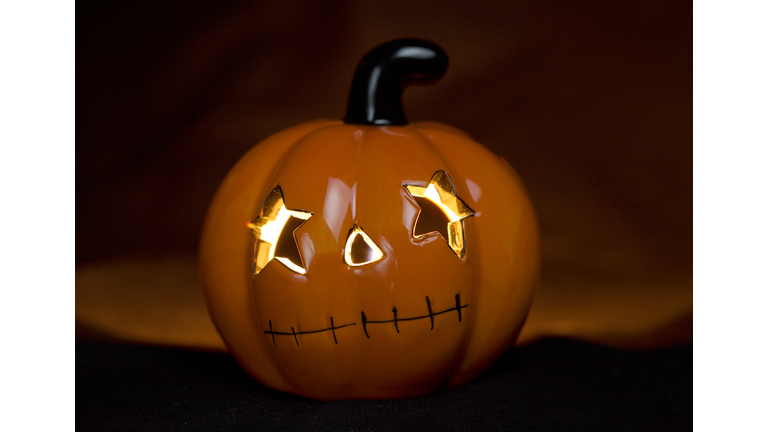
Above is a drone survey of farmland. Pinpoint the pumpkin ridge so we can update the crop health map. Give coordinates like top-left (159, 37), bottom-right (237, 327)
top-left (409, 126), bottom-right (486, 386)
top-left (245, 121), bottom-right (345, 391)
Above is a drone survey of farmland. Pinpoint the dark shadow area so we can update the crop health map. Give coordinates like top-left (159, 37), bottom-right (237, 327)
top-left (76, 338), bottom-right (691, 431)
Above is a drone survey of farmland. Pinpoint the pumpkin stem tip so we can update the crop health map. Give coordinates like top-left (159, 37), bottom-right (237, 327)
top-left (343, 38), bottom-right (448, 126)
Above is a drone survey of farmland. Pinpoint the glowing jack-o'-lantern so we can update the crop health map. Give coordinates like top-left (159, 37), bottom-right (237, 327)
top-left (199, 39), bottom-right (539, 400)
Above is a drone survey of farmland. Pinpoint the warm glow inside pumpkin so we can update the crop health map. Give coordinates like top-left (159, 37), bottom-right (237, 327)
top-left (198, 39), bottom-right (539, 400)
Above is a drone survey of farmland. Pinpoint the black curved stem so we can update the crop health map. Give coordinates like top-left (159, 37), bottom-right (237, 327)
top-left (343, 38), bottom-right (449, 126)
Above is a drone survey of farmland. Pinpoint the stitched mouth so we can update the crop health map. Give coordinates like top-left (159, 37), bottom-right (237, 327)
top-left (265, 293), bottom-right (469, 347)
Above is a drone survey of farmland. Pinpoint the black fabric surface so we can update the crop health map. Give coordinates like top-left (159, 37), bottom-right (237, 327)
top-left (76, 338), bottom-right (692, 431)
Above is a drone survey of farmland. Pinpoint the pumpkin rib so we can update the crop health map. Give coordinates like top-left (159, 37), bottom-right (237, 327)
top-left (407, 125), bottom-right (485, 387)
top-left (198, 122), bottom-right (330, 393)
top-left (246, 121), bottom-right (352, 392)
top-left (413, 126), bottom-right (539, 386)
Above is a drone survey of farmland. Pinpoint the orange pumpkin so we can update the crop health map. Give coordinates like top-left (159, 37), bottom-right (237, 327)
top-left (199, 39), bottom-right (539, 400)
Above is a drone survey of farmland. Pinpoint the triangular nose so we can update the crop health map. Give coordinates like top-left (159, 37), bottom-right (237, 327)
top-left (343, 224), bottom-right (384, 266)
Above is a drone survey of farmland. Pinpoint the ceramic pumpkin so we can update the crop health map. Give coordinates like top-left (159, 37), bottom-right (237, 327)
top-left (199, 39), bottom-right (539, 400)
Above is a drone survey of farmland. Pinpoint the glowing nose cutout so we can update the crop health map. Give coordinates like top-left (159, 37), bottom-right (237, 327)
top-left (343, 224), bottom-right (385, 266)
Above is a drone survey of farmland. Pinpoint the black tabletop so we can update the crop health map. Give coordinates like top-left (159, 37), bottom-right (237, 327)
top-left (76, 338), bottom-right (691, 431)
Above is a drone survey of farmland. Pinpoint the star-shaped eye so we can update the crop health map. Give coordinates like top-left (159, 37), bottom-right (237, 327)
top-left (248, 186), bottom-right (312, 275)
top-left (404, 170), bottom-right (475, 259)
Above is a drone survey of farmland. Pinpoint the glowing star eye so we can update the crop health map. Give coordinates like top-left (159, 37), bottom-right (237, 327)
top-left (343, 224), bottom-right (384, 266)
top-left (248, 186), bottom-right (313, 275)
top-left (404, 170), bottom-right (475, 259)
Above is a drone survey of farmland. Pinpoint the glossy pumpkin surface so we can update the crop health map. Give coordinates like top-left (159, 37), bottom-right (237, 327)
top-left (198, 39), bottom-right (539, 400)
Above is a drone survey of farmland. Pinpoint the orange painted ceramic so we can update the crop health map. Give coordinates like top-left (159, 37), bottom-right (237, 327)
top-left (198, 120), bottom-right (539, 400)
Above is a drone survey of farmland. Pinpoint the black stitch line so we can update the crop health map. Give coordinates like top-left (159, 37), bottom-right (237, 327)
top-left (265, 322), bottom-right (356, 337)
top-left (393, 307), bottom-right (399, 333)
top-left (363, 299), bottom-right (469, 328)
top-left (364, 306), bottom-right (469, 323)
top-left (265, 294), bottom-right (468, 343)
top-left (269, 320), bottom-right (276, 346)
top-left (361, 311), bottom-right (369, 338)
top-left (426, 296), bottom-right (434, 330)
